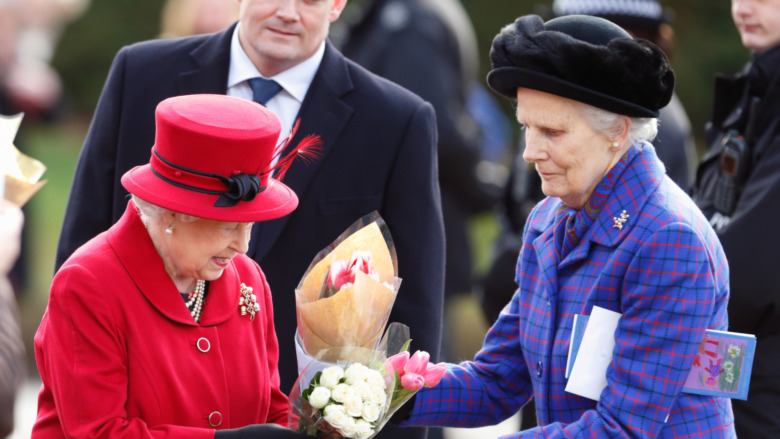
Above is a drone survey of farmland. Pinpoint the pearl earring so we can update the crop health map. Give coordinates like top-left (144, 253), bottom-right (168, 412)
top-left (612, 141), bottom-right (619, 148)
top-left (165, 227), bottom-right (173, 235)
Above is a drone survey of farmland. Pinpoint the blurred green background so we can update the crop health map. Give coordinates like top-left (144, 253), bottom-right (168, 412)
top-left (49, 0), bottom-right (749, 136)
top-left (15, 0), bottom-right (750, 373)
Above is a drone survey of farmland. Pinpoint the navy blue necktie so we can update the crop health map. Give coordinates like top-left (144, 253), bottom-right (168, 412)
top-left (246, 77), bottom-right (282, 257)
top-left (248, 77), bottom-right (282, 105)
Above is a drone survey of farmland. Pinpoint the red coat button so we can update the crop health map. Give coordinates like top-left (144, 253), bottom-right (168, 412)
top-left (197, 337), bottom-right (211, 353)
top-left (208, 411), bottom-right (222, 427)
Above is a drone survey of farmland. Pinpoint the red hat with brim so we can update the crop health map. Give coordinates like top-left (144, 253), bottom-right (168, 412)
top-left (122, 94), bottom-right (298, 222)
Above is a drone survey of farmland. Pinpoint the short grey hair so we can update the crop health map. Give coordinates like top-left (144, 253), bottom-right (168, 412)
top-left (131, 195), bottom-right (169, 227)
top-left (576, 102), bottom-right (659, 147)
top-left (131, 195), bottom-right (199, 228)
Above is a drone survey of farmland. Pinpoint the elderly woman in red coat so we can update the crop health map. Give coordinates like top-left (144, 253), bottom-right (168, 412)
top-left (32, 94), bottom-right (311, 438)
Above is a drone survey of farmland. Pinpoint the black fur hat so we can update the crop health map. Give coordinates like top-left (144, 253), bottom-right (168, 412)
top-left (487, 14), bottom-right (674, 117)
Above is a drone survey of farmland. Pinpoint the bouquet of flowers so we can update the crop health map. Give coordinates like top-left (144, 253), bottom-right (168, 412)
top-left (290, 323), bottom-right (446, 438)
top-left (289, 212), bottom-right (445, 438)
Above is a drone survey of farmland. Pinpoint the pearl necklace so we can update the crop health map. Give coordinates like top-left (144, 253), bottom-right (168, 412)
top-left (185, 280), bottom-right (206, 323)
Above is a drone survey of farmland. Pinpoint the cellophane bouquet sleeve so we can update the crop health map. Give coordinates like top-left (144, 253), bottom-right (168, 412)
top-left (289, 212), bottom-right (413, 438)
top-left (294, 212), bottom-right (401, 360)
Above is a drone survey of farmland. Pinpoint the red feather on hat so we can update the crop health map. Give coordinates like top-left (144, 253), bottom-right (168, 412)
top-left (265, 118), bottom-right (323, 181)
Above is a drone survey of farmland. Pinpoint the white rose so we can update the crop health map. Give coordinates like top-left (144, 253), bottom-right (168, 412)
top-left (345, 363), bottom-right (369, 385)
top-left (320, 366), bottom-right (345, 389)
top-left (344, 394), bottom-right (364, 417)
top-left (323, 404), bottom-right (349, 429)
top-left (338, 416), bottom-right (358, 438)
top-left (364, 369), bottom-right (386, 389)
top-left (369, 386), bottom-right (387, 407)
top-left (355, 419), bottom-right (374, 439)
top-left (352, 381), bottom-right (371, 400)
top-left (331, 383), bottom-right (355, 403)
top-left (361, 401), bottom-right (381, 422)
top-left (308, 386), bottom-right (331, 409)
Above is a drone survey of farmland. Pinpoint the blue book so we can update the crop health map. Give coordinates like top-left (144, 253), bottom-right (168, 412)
top-left (567, 314), bottom-right (756, 400)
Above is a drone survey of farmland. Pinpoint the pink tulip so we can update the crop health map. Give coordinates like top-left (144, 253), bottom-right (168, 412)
top-left (400, 373), bottom-right (425, 391)
top-left (404, 350), bottom-right (430, 376)
top-left (385, 351), bottom-right (410, 377)
top-left (327, 260), bottom-right (353, 291)
top-left (347, 251), bottom-right (374, 277)
top-left (422, 363), bottom-right (447, 388)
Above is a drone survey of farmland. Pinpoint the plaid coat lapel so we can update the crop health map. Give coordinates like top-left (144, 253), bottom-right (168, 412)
top-left (549, 143), bottom-right (667, 270)
top-left (532, 214), bottom-right (560, 301)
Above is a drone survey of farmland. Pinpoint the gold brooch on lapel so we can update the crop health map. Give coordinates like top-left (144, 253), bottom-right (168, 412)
top-left (613, 210), bottom-right (629, 231)
top-left (238, 283), bottom-right (259, 321)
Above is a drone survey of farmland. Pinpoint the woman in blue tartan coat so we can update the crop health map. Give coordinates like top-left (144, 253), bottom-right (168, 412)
top-left (398, 15), bottom-right (735, 438)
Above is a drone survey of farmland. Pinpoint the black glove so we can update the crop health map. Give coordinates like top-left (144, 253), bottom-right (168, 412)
top-left (215, 423), bottom-right (309, 439)
top-left (389, 393), bottom-right (418, 425)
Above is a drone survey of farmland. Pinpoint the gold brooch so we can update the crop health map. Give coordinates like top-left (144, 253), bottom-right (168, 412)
top-left (613, 210), bottom-right (629, 231)
top-left (239, 283), bottom-right (259, 321)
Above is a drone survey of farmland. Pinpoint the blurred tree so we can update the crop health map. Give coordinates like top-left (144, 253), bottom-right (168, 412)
top-left (52, 0), bottom-right (162, 114)
top-left (50, 0), bottom-right (749, 155)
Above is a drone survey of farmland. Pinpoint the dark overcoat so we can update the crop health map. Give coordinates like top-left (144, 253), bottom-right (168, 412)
top-left (691, 45), bottom-right (780, 439)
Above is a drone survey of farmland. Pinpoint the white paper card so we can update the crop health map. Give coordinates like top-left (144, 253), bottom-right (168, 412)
top-left (0, 113), bottom-right (24, 198)
top-left (0, 113), bottom-right (22, 147)
top-left (564, 305), bottom-right (621, 400)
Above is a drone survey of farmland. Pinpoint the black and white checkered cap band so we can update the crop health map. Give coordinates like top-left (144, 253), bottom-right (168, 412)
top-left (553, 0), bottom-right (663, 20)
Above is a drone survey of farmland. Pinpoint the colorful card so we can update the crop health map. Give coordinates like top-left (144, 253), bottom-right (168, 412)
top-left (566, 309), bottom-right (756, 400)
top-left (682, 329), bottom-right (756, 400)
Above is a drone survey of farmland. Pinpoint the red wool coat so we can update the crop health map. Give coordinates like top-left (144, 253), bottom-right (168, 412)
top-left (32, 202), bottom-right (290, 438)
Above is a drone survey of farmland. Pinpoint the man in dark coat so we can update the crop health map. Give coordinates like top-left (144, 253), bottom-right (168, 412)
top-left (690, 1), bottom-right (780, 437)
top-left (54, 3), bottom-right (444, 438)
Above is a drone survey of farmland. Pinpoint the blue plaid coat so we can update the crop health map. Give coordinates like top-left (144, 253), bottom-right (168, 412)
top-left (406, 144), bottom-right (735, 437)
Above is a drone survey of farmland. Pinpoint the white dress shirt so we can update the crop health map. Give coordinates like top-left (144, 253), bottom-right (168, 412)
top-left (227, 23), bottom-right (325, 154)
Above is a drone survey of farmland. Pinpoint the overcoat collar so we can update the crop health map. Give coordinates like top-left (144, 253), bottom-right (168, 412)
top-left (179, 23), bottom-right (235, 95)
top-left (532, 143), bottom-right (666, 270)
top-left (108, 201), bottom-right (241, 326)
top-left (248, 40), bottom-right (355, 261)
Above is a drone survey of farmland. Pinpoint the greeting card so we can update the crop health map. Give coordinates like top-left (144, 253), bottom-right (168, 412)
top-left (566, 307), bottom-right (755, 401)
